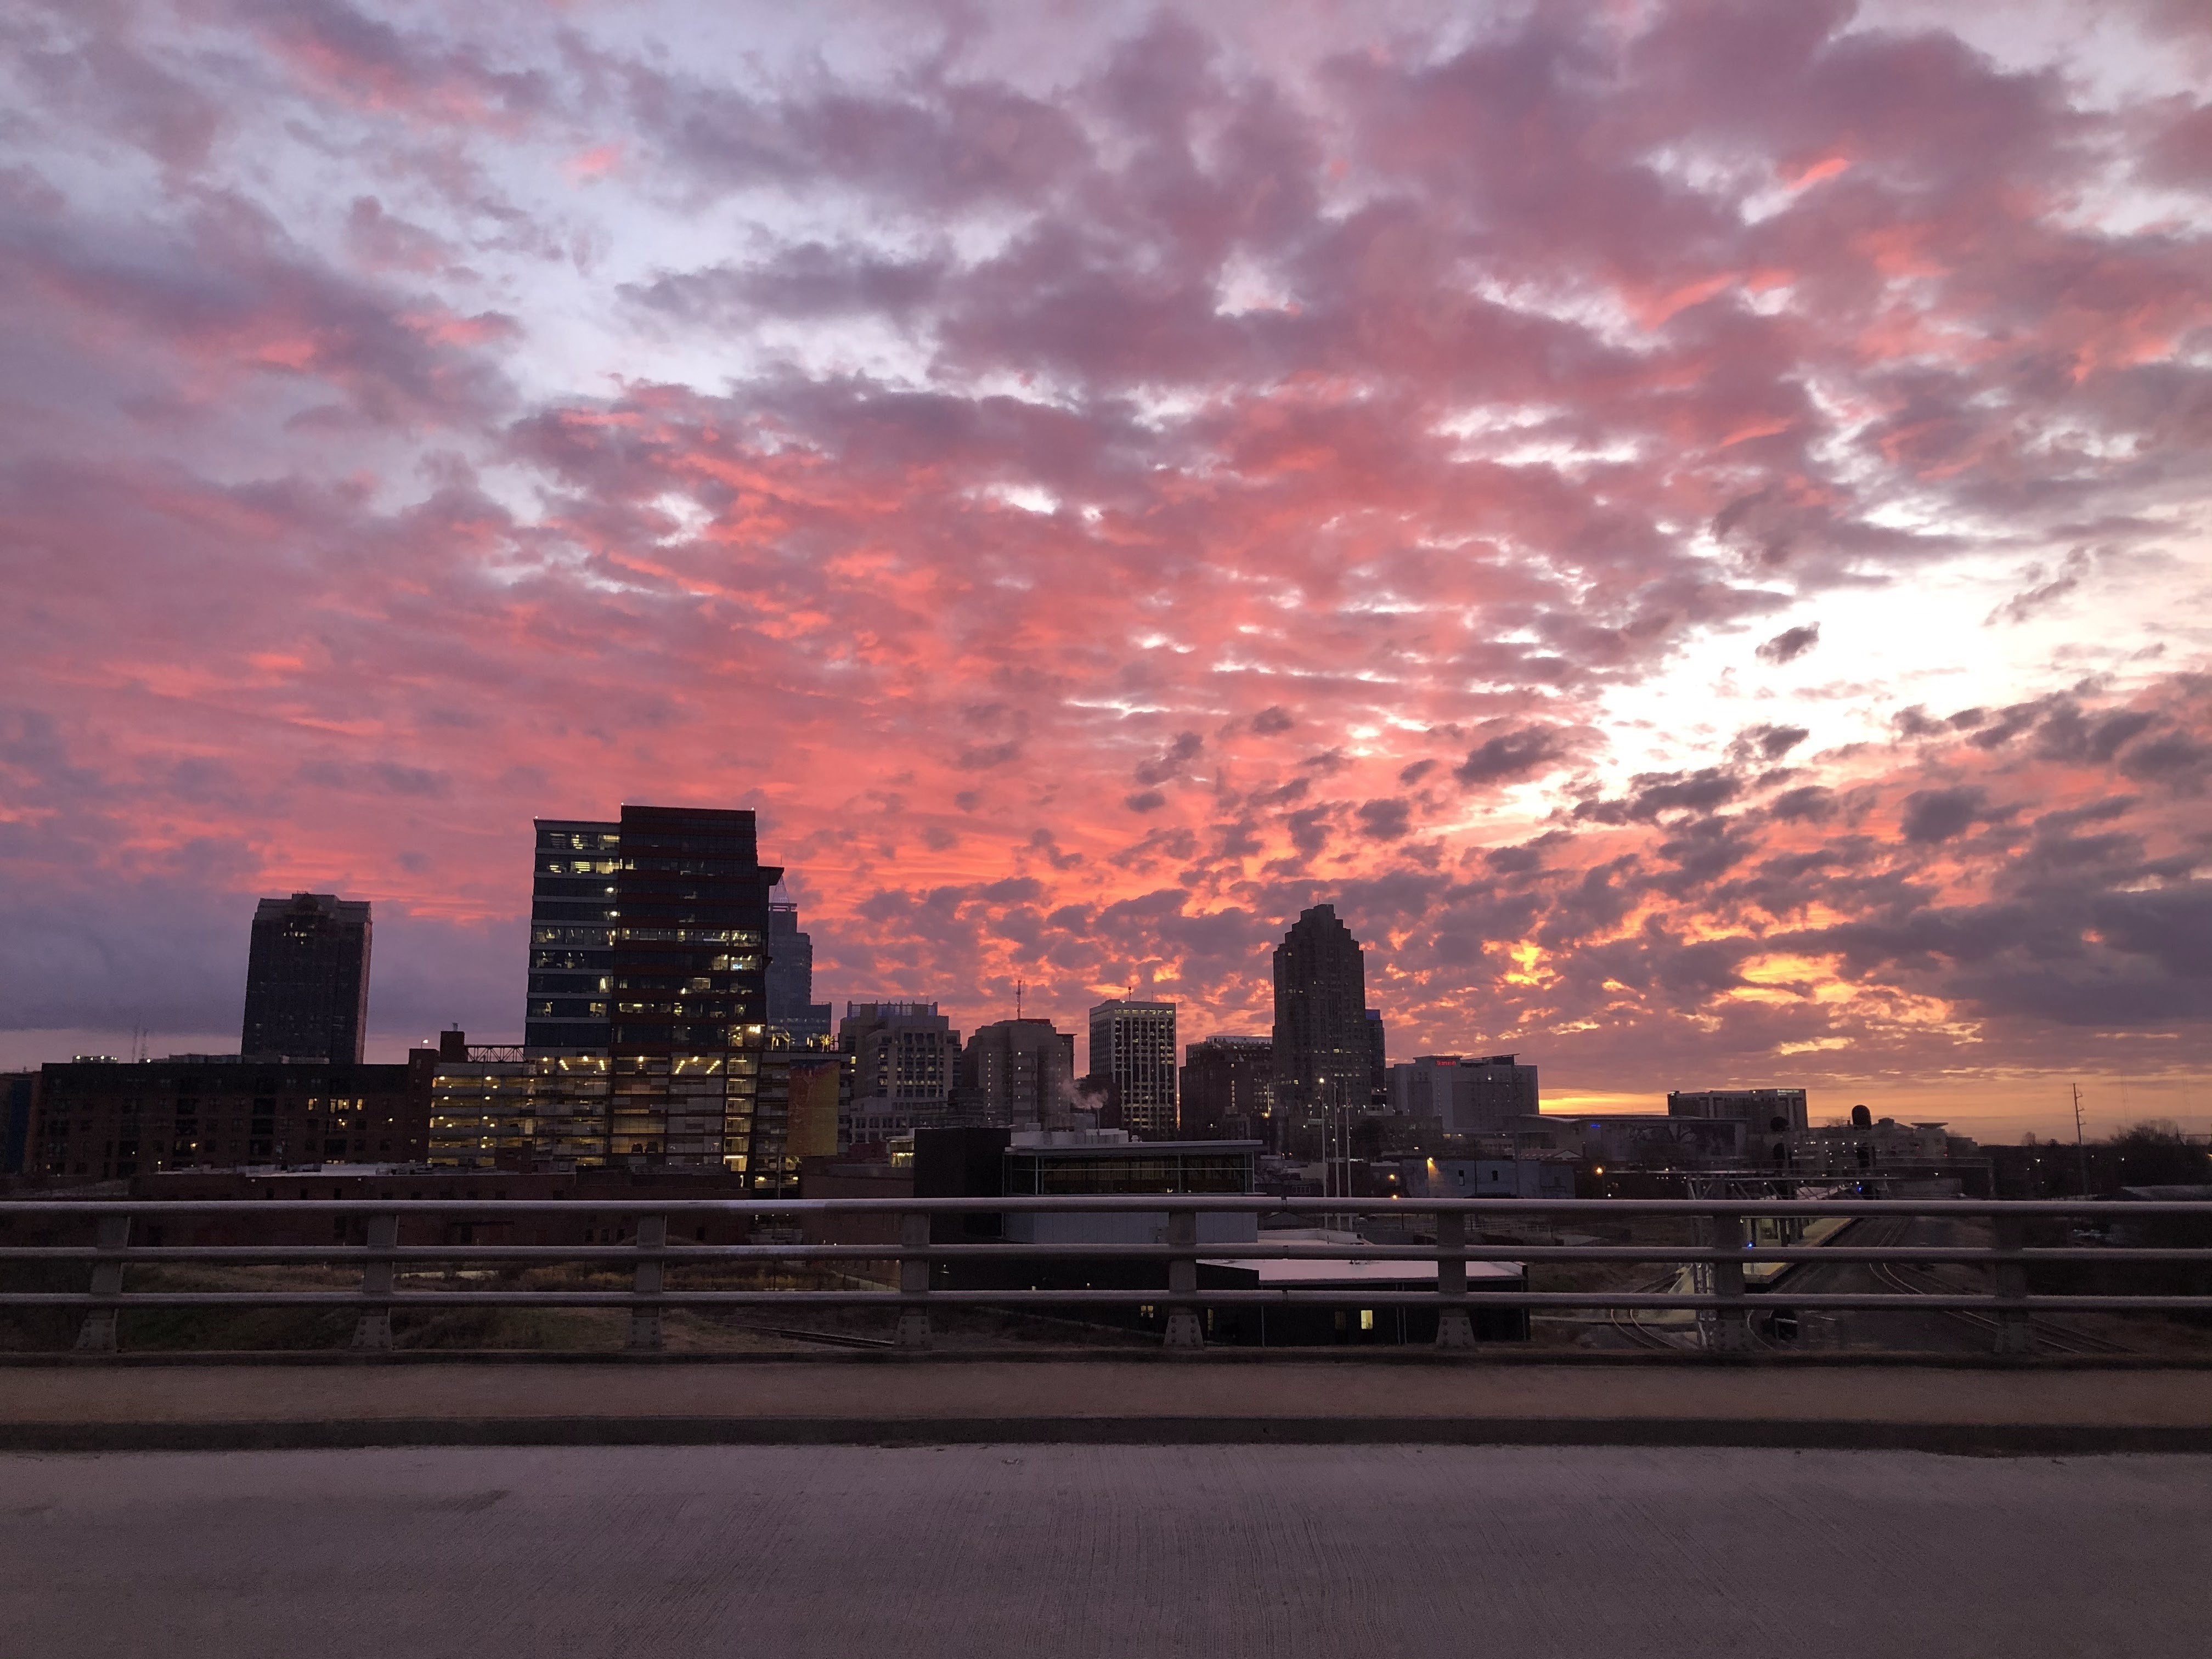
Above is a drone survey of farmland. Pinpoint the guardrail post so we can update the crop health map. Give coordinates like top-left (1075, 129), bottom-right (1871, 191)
top-left (1163, 1207), bottom-right (1203, 1350)
top-left (628, 1215), bottom-right (667, 1352)
top-left (351, 1214), bottom-right (399, 1350)
top-left (1707, 1211), bottom-right (1753, 1352)
top-left (73, 1214), bottom-right (131, 1352)
top-left (1435, 1210), bottom-right (1475, 1349)
top-left (1991, 1212), bottom-right (2033, 1356)
top-left (895, 1211), bottom-right (932, 1348)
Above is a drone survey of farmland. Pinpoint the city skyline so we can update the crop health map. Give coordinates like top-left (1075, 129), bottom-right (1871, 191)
top-left (3, 3), bottom-right (2210, 1141)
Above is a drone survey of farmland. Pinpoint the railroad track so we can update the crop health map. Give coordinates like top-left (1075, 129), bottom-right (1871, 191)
top-left (1867, 1255), bottom-right (2135, 1356)
top-left (1847, 1216), bottom-right (2137, 1356)
top-left (732, 1321), bottom-right (897, 1350)
top-left (1606, 1275), bottom-right (1696, 1350)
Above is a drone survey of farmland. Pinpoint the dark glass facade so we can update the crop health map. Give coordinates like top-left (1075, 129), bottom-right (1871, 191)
top-left (1271, 902), bottom-right (1369, 1123)
top-left (766, 899), bottom-right (833, 1041)
top-left (525, 819), bottom-right (620, 1051)
top-left (519, 804), bottom-right (787, 1181)
top-left (241, 893), bottom-right (372, 1064)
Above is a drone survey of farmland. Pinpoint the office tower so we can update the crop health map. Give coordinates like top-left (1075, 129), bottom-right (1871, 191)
top-left (958, 1018), bottom-right (1076, 1129)
top-left (241, 893), bottom-right (372, 1063)
top-left (766, 898), bottom-right (834, 1042)
top-left (525, 819), bottom-right (620, 1051)
top-left (607, 805), bottom-right (780, 1171)
top-left (1178, 1035), bottom-right (1272, 1139)
top-left (840, 1002), bottom-right (962, 1131)
top-left (1387, 1053), bottom-right (1540, 1132)
top-left (518, 805), bottom-right (783, 1178)
top-left (1270, 903), bottom-right (1368, 1123)
top-left (1365, 1008), bottom-right (1387, 1105)
top-left (1088, 999), bottom-right (1178, 1138)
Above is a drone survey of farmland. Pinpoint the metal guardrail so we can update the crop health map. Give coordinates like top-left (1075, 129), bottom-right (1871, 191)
top-left (2, 1195), bottom-right (2208, 1356)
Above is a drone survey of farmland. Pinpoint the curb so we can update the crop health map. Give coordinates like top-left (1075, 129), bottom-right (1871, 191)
top-left (3, 1416), bottom-right (2209, 1455)
top-left (3, 1347), bottom-right (2205, 1369)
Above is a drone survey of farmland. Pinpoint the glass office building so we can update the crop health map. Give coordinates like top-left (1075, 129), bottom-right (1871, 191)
top-left (515, 804), bottom-right (787, 1181)
top-left (241, 892), bottom-right (373, 1064)
top-left (525, 820), bottom-right (621, 1052)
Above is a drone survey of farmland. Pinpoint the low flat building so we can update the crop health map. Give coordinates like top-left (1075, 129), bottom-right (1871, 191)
top-left (1401, 1155), bottom-right (1577, 1200)
top-left (31, 1054), bottom-right (431, 1180)
top-left (1790, 1116), bottom-right (1971, 1176)
top-left (912, 1126), bottom-right (1526, 1345)
top-left (1197, 1240), bottom-right (1527, 1346)
top-left (1510, 1113), bottom-right (1746, 1169)
top-left (1663, 1092), bottom-right (1805, 1141)
top-left (1387, 1054), bottom-right (1539, 1133)
top-left (426, 1029), bottom-right (800, 1186)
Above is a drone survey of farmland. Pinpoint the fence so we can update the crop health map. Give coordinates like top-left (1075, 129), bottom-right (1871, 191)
top-left (3, 1194), bottom-right (2209, 1357)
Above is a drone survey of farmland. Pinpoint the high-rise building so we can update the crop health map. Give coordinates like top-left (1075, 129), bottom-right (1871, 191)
top-left (518, 805), bottom-right (785, 1180)
top-left (241, 893), bottom-right (372, 1064)
top-left (1088, 1000), bottom-right (1177, 1138)
top-left (525, 820), bottom-right (620, 1051)
top-left (958, 1018), bottom-right (1076, 1129)
top-left (1388, 1053), bottom-right (1539, 1133)
top-left (840, 1002), bottom-right (961, 1134)
top-left (766, 898), bottom-right (833, 1042)
top-left (605, 805), bottom-right (780, 1172)
top-left (1270, 903), bottom-right (1368, 1122)
top-left (1365, 1008), bottom-right (1387, 1105)
top-left (1178, 1035), bottom-right (1272, 1139)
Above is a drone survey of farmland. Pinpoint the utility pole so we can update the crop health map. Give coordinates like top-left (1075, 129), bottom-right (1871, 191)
top-left (2073, 1083), bottom-right (2090, 1197)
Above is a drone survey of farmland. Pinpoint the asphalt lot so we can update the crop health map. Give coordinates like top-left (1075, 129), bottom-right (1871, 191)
top-left (3, 1443), bottom-right (2207, 1657)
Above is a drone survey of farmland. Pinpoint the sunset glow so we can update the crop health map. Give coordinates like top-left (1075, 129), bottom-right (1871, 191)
top-left (3, 0), bottom-right (2210, 1136)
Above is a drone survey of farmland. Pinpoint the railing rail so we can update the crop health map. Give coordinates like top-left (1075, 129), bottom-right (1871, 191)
top-left (2, 1195), bottom-right (2206, 1358)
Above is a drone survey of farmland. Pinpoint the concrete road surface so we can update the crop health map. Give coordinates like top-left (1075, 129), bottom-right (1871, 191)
top-left (3, 1444), bottom-right (2207, 1658)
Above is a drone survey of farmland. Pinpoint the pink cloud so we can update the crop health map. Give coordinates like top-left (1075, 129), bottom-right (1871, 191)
top-left (0, 1), bottom-right (2207, 1122)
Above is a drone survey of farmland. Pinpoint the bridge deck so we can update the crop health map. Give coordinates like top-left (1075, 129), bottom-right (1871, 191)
top-left (3, 1442), bottom-right (2208, 1658)
top-left (3, 1355), bottom-right (2209, 1452)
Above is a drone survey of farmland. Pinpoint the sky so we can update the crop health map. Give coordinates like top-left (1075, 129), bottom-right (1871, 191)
top-left (3, 0), bottom-right (2210, 1138)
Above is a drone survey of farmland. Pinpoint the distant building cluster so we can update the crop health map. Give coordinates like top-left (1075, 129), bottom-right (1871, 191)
top-left (3, 801), bottom-right (1972, 1197)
